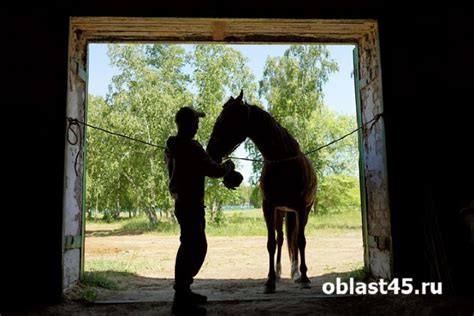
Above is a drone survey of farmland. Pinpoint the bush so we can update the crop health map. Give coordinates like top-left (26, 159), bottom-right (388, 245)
top-left (316, 174), bottom-right (361, 215)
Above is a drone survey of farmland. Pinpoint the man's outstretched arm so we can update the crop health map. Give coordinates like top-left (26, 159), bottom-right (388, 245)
top-left (195, 145), bottom-right (234, 178)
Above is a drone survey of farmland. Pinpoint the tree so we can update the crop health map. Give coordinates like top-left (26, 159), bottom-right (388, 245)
top-left (86, 44), bottom-right (259, 224)
top-left (316, 173), bottom-right (361, 215)
top-left (86, 44), bottom-right (192, 224)
top-left (249, 45), bottom-right (359, 213)
top-left (86, 43), bottom-right (360, 224)
top-left (190, 44), bottom-right (258, 223)
top-left (249, 185), bottom-right (263, 209)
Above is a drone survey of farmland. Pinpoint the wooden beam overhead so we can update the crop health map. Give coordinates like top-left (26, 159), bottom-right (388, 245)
top-left (71, 17), bottom-right (375, 43)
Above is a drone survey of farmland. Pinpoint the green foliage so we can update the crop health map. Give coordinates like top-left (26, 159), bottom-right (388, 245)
top-left (81, 287), bottom-right (97, 302)
top-left (317, 174), bottom-right (361, 215)
top-left (81, 271), bottom-right (119, 290)
top-left (249, 185), bottom-right (262, 208)
top-left (248, 45), bottom-right (360, 213)
top-left (120, 215), bottom-right (180, 234)
top-left (89, 208), bottom-right (360, 236)
top-left (206, 210), bottom-right (267, 236)
top-left (307, 209), bottom-right (362, 231)
top-left (233, 185), bottom-right (252, 205)
top-left (86, 44), bottom-right (257, 224)
top-left (209, 208), bottom-right (226, 227)
top-left (190, 45), bottom-right (257, 215)
top-left (339, 262), bottom-right (367, 282)
top-left (86, 44), bottom-right (189, 224)
top-left (76, 271), bottom-right (121, 302)
top-left (86, 44), bottom-right (361, 226)
top-left (260, 45), bottom-right (338, 120)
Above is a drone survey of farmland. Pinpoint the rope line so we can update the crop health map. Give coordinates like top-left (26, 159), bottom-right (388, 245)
top-left (230, 112), bottom-right (383, 163)
top-left (66, 118), bottom-right (84, 177)
top-left (305, 112), bottom-right (382, 156)
top-left (66, 118), bottom-right (166, 149)
top-left (65, 112), bottom-right (383, 166)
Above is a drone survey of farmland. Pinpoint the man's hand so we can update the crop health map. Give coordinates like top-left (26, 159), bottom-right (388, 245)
top-left (223, 170), bottom-right (243, 190)
top-left (222, 159), bottom-right (235, 174)
top-left (222, 159), bottom-right (235, 172)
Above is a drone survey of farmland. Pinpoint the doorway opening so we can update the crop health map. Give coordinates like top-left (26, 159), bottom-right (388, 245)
top-left (63, 18), bottom-right (391, 301)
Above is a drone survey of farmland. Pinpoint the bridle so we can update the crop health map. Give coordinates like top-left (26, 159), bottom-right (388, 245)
top-left (209, 102), bottom-right (253, 162)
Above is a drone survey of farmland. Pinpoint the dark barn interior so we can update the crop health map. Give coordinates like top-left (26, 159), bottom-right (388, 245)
top-left (3, 1), bottom-right (473, 313)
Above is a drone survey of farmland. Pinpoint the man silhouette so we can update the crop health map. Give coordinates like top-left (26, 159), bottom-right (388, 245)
top-left (165, 106), bottom-right (235, 315)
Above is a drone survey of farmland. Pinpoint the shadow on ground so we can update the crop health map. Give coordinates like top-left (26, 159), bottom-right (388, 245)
top-left (79, 270), bottom-right (366, 304)
top-left (11, 271), bottom-right (473, 315)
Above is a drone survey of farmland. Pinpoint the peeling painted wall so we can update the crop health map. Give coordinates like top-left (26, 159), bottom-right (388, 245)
top-left (62, 26), bottom-right (87, 291)
top-left (358, 25), bottom-right (392, 279)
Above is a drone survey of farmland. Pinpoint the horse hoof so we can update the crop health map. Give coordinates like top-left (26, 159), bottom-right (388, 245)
top-left (291, 269), bottom-right (301, 281)
top-left (264, 285), bottom-right (276, 294)
top-left (291, 272), bottom-right (301, 281)
top-left (295, 276), bottom-right (311, 288)
top-left (263, 282), bottom-right (276, 294)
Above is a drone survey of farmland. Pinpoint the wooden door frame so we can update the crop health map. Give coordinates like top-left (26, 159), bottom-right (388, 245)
top-left (63, 17), bottom-right (391, 291)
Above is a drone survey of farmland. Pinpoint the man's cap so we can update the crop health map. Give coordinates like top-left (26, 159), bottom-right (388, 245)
top-left (175, 106), bottom-right (206, 124)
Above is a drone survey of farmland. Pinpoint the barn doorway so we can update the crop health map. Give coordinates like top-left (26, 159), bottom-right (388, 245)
top-left (63, 18), bottom-right (391, 300)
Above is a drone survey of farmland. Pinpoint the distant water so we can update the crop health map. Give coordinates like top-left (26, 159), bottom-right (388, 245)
top-left (222, 204), bottom-right (254, 211)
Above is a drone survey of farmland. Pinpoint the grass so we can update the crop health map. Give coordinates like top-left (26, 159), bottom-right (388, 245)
top-left (86, 208), bottom-right (362, 236)
top-left (307, 209), bottom-right (362, 231)
top-left (85, 256), bottom-right (167, 276)
top-left (322, 260), bottom-right (367, 283)
top-left (81, 271), bottom-right (119, 290)
top-left (121, 216), bottom-right (180, 235)
top-left (72, 271), bottom-right (122, 302)
top-left (340, 261), bottom-right (367, 282)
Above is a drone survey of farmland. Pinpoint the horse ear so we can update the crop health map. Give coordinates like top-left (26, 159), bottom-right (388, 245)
top-left (223, 96), bottom-right (235, 108)
top-left (236, 90), bottom-right (244, 103)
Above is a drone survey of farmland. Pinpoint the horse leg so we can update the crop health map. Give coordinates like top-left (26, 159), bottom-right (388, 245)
top-left (295, 208), bottom-right (311, 288)
top-left (275, 210), bottom-right (284, 280)
top-left (290, 250), bottom-right (300, 280)
top-left (263, 200), bottom-right (276, 294)
top-left (285, 211), bottom-right (300, 280)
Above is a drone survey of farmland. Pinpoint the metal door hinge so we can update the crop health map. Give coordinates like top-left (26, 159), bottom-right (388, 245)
top-left (64, 235), bottom-right (82, 250)
top-left (368, 234), bottom-right (390, 251)
top-left (74, 61), bottom-right (87, 82)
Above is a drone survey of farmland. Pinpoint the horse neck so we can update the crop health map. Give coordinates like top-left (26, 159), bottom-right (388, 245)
top-left (247, 106), bottom-right (301, 161)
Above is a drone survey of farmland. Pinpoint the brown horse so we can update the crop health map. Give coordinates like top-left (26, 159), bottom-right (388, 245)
top-left (206, 91), bottom-right (317, 293)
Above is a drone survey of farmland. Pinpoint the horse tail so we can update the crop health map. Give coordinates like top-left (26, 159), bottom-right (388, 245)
top-left (285, 211), bottom-right (299, 263)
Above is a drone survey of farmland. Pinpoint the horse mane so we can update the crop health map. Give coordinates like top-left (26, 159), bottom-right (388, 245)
top-left (249, 105), bottom-right (302, 157)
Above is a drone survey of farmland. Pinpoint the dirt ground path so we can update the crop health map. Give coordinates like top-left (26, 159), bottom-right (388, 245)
top-left (85, 229), bottom-right (363, 303)
top-left (44, 230), bottom-right (471, 315)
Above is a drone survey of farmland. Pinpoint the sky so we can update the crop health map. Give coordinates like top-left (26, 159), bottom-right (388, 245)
top-left (88, 44), bottom-right (356, 184)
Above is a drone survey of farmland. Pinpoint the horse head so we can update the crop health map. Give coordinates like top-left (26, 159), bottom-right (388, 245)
top-left (207, 90), bottom-right (250, 163)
